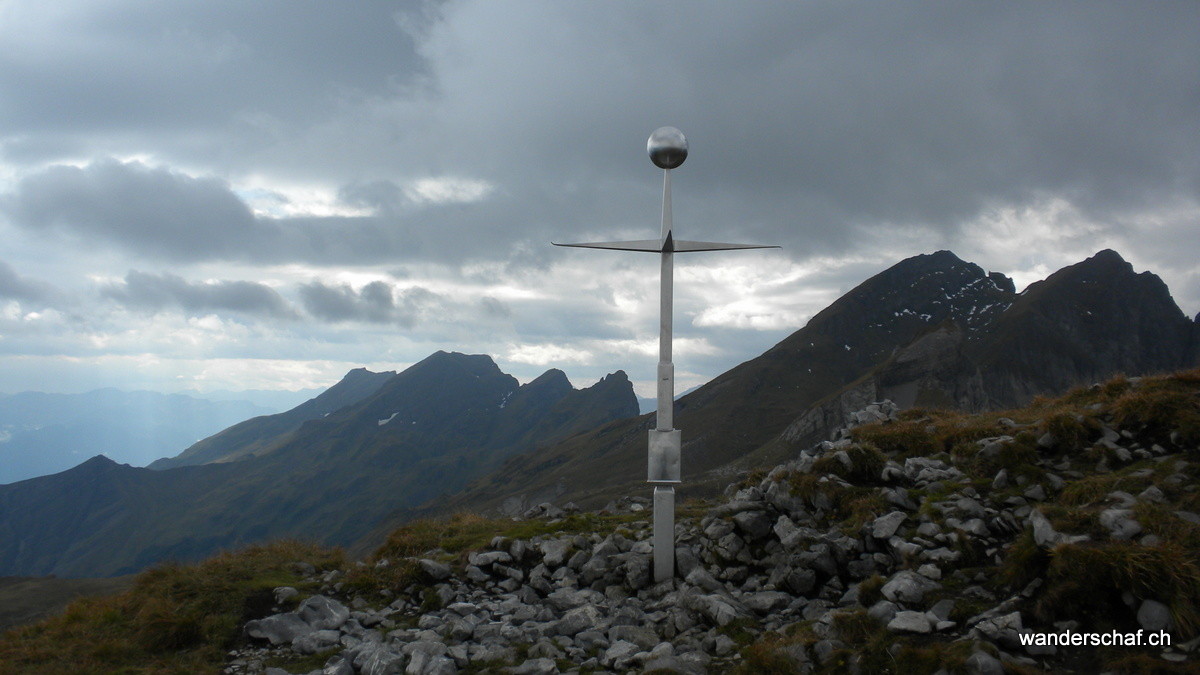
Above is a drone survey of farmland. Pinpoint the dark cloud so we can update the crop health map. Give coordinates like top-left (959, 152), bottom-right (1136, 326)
top-left (4, 4), bottom-right (1197, 270)
top-left (0, 259), bottom-right (56, 303)
top-left (478, 296), bottom-right (510, 320)
top-left (101, 270), bottom-right (297, 319)
top-left (5, 160), bottom-right (261, 261)
top-left (299, 280), bottom-right (440, 325)
top-left (0, 2), bottom-right (433, 164)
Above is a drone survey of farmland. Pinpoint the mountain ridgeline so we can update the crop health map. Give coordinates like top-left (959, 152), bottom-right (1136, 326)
top-left (433, 249), bottom-right (1200, 517)
top-left (0, 353), bottom-right (639, 577)
top-left (0, 248), bottom-right (1196, 580)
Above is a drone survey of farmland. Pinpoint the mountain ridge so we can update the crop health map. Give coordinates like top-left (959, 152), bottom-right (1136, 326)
top-left (425, 249), bottom-right (1199, 520)
top-left (0, 353), bottom-right (638, 577)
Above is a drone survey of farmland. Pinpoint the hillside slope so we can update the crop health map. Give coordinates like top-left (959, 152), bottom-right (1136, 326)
top-left (148, 367), bottom-right (395, 470)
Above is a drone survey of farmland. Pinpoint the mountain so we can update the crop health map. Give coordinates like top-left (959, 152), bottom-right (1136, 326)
top-left (431, 249), bottom-right (1199, 517)
top-left (148, 367), bottom-right (395, 469)
top-left (0, 352), bottom-right (638, 577)
top-left (0, 389), bottom-right (272, 484)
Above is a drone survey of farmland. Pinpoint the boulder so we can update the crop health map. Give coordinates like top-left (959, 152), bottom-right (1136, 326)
top-left (880, 570), bottom-right (940, 605)
top-left (246, 612), bottom-right (312, 646)
top-left (887, 610), bottom-right (932, 633)
top-left (871, 511), bottom-right (907, 540)
top-left (1137, 599), bottom-right (1174, 632)
top-left (299, 595), bottom-right (350, 631)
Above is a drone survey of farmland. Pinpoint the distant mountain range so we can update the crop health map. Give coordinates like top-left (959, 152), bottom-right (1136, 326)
top-left (0, 353), bottom-right (638, 576)
top-left (0, 390), bottom-right (273, 484)
top-left (0, 249), bottom-right (1195, 578)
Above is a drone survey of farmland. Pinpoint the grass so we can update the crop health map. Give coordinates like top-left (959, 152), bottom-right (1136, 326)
top-left (0, 540), bottom-right (343, 675)
top-left (0, 575), bottom-right (135, 634)
top-left (1034, 541), bottom-right (1200, 638)
top-left (1111, 378), bottom-right (1200, 448)
top-left (784, 472), bottom-right (891, 535)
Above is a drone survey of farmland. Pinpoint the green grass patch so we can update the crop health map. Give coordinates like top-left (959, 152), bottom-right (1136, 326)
top-left (0, 540), bottom-right (343, 675)
top-left (851, 420), bottom-right (939, 458)
top-left (811, 443), bottom-right (888, 485)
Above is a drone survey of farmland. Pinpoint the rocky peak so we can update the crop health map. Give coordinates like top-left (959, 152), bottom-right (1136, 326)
top-left (76, 454), bottom-right (120, 473)
top-left (798, 250), bottom-right (1016, 362)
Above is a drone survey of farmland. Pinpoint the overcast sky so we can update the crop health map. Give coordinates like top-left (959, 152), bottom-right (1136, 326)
top-left (0, 1), bottom-right (1197, 398)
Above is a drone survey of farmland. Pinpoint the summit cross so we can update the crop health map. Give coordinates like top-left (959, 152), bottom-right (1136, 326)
top-left (554, 127), bottom-right (778, 582)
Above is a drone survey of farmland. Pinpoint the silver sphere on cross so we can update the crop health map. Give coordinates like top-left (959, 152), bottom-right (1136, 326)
top-left (647, 127), bottom-right (688, 169)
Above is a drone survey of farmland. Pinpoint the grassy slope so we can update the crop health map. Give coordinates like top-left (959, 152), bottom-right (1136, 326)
top-left (0, 576), bottom-right (135, 633)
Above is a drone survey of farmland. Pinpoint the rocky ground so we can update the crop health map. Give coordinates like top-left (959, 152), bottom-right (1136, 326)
top-left (226, 374), bottom-right (1200, 674)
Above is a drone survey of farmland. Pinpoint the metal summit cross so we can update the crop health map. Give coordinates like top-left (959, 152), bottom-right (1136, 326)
top-left (554, 127), bottom-right (778, 582)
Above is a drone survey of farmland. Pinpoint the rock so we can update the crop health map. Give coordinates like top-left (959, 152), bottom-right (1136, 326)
top-left (292, 628), bottom-right (341, 655)
top-left (273, 586), bottom-right (299, 605)
top-left (539, 539), bottom-right (572, 568)
top-left (733, 510), bottom-right (773, 541)
top-left (743, 591), bottom-right (792, 615)
top-left (927, 599), bottom-right (955, 623)
top-left (1023, 484), bottom-right (1047, 502)
top-left (1099, 508), bottom-right (1143, 540)
top-left (783, 567), bottom-right (817, 596)
top-left (418, 559), bottom-right (451, 581)
top-left (1137, 485), bottom-right (1167, 504)
top-left (888, 610), bottom-right (932, 633)
top-left (602, 640), bottom-right (640, 669)
top-left (1028, 509), bottom-right (1088, 548)
top-left (958, 518), bottom-right (990, 537)
top-left (872, 511), bottom-right (907, 539)
top-left (357, 645), bottom-right (406, 675)
top-left (469, 550), bottom-right (512, 567)
top-left (246, 612), bottom-right (312, 645)
top-left (511, 658), bottom-right (559, 674)
top-left (403, 640), bottom-right (449, 675)
top-left (323, 654), bottom-right (355, 675)
top-left (868, 600), bottom-right (898, 624)
top-left (609, 624), bottom-right (659, 650)
top-left (880, 570), bottom-right (939, 605)
top-left (557, 605), bottom-right (604, 637)
top-left (692, 594), bottom-right (743, 627)
top-left (917, 564), bottom-right (942, 580)
top-left (965, 649), bottom-right (1005, 675)
top-left (674, 546), bottom-right (701, 578)
top-left (1137, 599), bottom-right (1175, 632)
top-left (685, 566), bottom-right (724, 593)
top-left (299, 595), bottom-right (350, 631)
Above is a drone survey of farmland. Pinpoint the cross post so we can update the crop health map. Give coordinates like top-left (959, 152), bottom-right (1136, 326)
top-left (554, 127), bottom-right (777, 582)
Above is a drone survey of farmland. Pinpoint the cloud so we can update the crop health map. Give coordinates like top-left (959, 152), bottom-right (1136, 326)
top-left (0, 259), bottom-right (56, 303)
top-left (0, 2), bottom-right (1198, 398)
top-left (5, 159), bottom-right (261, 261)
top-left (100, 270), bottom-right (297, 319)
top-left (299, 280), bottom-right (440, 325)
top-left (0, 2), bottom-right (434, 161)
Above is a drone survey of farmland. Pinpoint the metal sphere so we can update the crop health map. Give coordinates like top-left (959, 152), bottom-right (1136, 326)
top-left (647, 127), bottom-right (688, 169)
